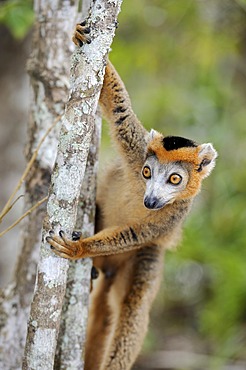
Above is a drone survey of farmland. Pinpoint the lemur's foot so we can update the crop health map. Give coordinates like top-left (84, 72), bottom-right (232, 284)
top-left (46, 230), bottom-right (85, 260)
top-left (72, 21), bottom-right (91, 47)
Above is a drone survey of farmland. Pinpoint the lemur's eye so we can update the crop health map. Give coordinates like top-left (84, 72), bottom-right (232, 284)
top-left (142, 166), bottom-right (151, 179)
top-left (168, 173), bottom-right (182, 185)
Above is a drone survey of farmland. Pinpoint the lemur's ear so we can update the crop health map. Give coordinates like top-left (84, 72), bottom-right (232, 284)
top-left (197, 143), bottom-right (217, 178)
top-left (149, 129), bottom-right (159, 139)
top-left (146, 129), bottom-right (160, 143)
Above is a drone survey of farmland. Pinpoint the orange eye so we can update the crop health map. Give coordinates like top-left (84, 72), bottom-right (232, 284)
top-left (168, 173), bottom-right (182, 185)
top-left (142, 166), bottom-right (151, 179)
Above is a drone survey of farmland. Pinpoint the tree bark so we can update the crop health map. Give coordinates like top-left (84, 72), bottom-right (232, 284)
top-left (54, 114), bottom-right (101, 369)
top-left (0, 1), bottom-right (77, 368)
top-left (23, 1), bottom-right (122, 369)
top-left (54, 1), bottom-right (101, 367)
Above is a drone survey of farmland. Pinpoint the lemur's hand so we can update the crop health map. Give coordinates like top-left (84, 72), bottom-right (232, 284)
top-left (72, 21), bottom-right (91, 47)
top-left (46, 230), bottom-right (86, 260)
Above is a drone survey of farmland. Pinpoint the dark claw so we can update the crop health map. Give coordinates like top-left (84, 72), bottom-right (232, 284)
top-left (59, 230), bottom-right (65, 238)
top-left (80, 20), bottom-right (87, 26)
top-left (84, 27), bottom-right (90, 34)
top-left (49, 230), bottom-right (55, 236)
top-left (86, 38), bottom-right (91, 44)
top-left (91, 266), bottom-right (99, 280)
top-left (78, 39), bottom-right (83, 47)
top-left (50, 245), bottom-right (54, 250)
top-left (72, 231), bottom-right (82, 241)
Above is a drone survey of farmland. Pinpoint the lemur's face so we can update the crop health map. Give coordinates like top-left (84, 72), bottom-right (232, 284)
top-left (142, 131), bottom-right (217, 210)
top-left (142, 156), bottom-right (190, 210)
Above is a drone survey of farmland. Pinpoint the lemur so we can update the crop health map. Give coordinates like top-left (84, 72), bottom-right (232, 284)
top-left (47, 23), bottom-right (217, 370)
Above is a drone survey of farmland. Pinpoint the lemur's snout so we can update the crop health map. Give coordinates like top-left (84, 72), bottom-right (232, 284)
top-left (144, 196), bottom-right (162, 210)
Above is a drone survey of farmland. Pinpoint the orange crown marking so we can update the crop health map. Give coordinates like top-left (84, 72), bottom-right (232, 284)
top-left (148, 135), bottom-right (201, 167)
top-left (147, 135), bottom-right (204, 199)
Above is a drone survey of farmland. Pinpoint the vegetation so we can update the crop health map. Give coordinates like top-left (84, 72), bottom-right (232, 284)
top-left (1, 0), bottom-right (246, 364)
top-left (0, 0), bottom-right (33, 39)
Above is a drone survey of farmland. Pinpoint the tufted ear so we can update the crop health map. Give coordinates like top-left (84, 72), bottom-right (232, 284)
top-left (197, 143), bottom-right (217, 178)
top-left (145, 129), bottom-right (160, 143)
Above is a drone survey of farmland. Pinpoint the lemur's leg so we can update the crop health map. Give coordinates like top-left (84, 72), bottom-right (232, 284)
top-left (103, 245), bottom-right (164, 370)
top-left (84, 276), bottom-right (115, 370)
top-left (73, 23), bottom-right (148, 172)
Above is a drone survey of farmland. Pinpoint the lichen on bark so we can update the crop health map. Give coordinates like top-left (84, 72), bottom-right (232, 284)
top-left (23, 0), bottom-right (123, 369)
top-left (0, 1), bottom-right (77, 368)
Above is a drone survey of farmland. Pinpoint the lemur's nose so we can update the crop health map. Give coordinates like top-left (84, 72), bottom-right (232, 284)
top-left (144, 196), bottom-right (159, 210)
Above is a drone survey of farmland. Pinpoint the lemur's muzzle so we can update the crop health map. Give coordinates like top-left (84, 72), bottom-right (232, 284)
top-left (144, 196), bottom-right (165, 210)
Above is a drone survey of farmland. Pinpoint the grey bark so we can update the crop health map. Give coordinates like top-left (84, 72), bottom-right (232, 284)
top-left (54, 1), bottom-right (101, 367)
top-left (54, 115), bottom-right (101, 370)
top-left (23, 1), bottom-right (122, 369)
top-left (0, 1), bottom-right (77, 368)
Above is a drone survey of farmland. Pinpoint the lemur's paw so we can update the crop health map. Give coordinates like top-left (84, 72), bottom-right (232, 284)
top-left (46, 230), bottom-right (84, 260)
top-left (72, 21), bottom-right (91, 47)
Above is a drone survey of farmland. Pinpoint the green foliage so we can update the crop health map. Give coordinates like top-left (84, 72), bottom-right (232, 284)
top-left (107, 0), bottom-right (246, 361)
top-left (0, 0), bottom-right (34, 39)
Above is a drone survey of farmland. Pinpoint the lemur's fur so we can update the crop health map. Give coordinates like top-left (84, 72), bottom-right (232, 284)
top-left (47, 23), bottom-right (217, 370)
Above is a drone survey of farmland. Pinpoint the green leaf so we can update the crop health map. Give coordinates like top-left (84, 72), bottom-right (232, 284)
top-left (0, 0), bottom-right (34, 39)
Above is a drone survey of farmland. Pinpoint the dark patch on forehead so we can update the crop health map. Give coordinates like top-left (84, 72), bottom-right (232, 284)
top-left (163, 136), bottom-right (197, 151)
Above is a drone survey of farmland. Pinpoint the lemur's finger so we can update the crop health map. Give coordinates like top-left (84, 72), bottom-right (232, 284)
top-left (58, 230), bottom-right (78, 247)
top-left (72, 34), bottom-right (83, 47)
top-left (73, 23), bottom-right (91, 47)
top-left (83, 27), bottom-right (91, 34)
top-left (50, 243), bottom-right (70, 254)
top-left (47, 235), bottom-right (77, 255)
top-left (73, 31), bottom-right (91, 46)
top-left (59, 230), bottom-right (66, 239)
top-left (77, 24), bottom-right (90, 34)
top-left (46, 237), bottom-right (66, 250)
top-left (46, 234), bottom-right (66, 248)
top-left (51, 248), bottom-right (72, 259)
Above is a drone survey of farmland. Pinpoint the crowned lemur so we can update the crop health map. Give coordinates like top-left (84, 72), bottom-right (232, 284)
top-left (47, 22), bottom-right (217, 370)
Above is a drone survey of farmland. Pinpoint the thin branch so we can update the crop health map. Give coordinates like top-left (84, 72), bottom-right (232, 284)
top-left (0, 115), bottom-right (61, 223)
top-left (2, 194), bottom-right (24, 217)
top-left (0, 196), bottom-right (48, 238)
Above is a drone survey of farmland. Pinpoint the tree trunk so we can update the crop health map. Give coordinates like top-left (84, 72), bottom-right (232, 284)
top-left (22, 0), bottom-right (122, 369)
top-left (54, 1), bottom-right (101, 367)
top-left (0, 1), bottom-right (77, 368)
top-left (54, 114), bottom-right (101, 369)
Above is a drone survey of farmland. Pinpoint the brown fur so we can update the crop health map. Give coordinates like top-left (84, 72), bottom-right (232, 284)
top-left (47, 24), bottom-right (217, 370)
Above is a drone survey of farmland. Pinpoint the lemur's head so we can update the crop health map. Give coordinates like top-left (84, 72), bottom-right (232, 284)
top-left (142, 130), bottom-right (217, 210)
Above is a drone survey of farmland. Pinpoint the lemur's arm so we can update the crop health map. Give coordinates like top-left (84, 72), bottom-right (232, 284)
top-left (73, 23), bottom-right (148, 172)
top-left (99, 61), bottom-right (148, 170)
top-left (47, 223), bottom-right (160, 260)
top-left (46, 201), bottom-right (189, 260)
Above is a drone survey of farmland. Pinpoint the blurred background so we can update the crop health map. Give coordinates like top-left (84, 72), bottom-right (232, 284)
top-left (1, 0), bottom-right (246, 369)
